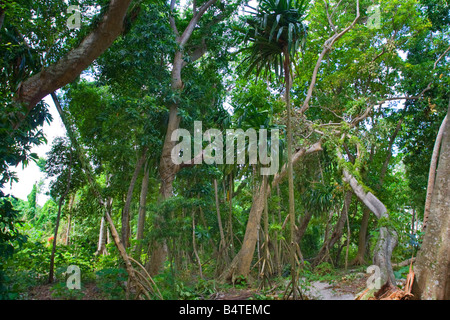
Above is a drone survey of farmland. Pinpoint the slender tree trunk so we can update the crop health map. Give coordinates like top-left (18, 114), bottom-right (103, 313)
top-left (65, 214), bottom-right (72, 246)
top-left (135, 162), bottom-right (150, 258)
top-left (283, 49), bottom-right (299, 298)
top-left (273, 185), bottom-right (282, 275)
top-left (121, 149), bottom-right (147, 248)
top-left (192, 211), bottom-right (203, 279)
top-left (49, 197), bottom-right (65, 283)
top-left (96, 215), bottom-right (107, 255)
top-left (49, 157), bottom-right (72, 283)
top-left (228, 174), bottom-right (235, 257)
top-left (413, 104), bottom-right (450, 300)
top-left (313, 190), bottom-right (353, 266)
top-left (64, 194), bottom-right (75, 245)
top-left (214, 179), bottom-right (228, 265)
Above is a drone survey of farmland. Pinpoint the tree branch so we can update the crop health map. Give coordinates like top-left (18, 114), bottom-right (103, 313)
top-left (299, 0), bottom-right (360, 114)
top-left (179, 0), bottom-right (217, 47)
top-left (15, 0), bottom-right (134, 114)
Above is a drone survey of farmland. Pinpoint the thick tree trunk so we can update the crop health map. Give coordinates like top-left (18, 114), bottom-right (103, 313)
top-left (219, 176), bottom-right (268, 283)
top-left (423, 114), bottom-right (447, 229)
top-left (296, 210), bottom-right (314, 243)
top-left (14, 0), bottom-right (133, 115)
top-left (147, 0), bottom-right (218, 275)
top-left (342, 168), bottom-right (397, 286)
top-left (413, 105), bottom-right (450, 300)
top-left (352, 207), bottom-right (370, 265)
top-left (147, 104), bottom-right (180, 276)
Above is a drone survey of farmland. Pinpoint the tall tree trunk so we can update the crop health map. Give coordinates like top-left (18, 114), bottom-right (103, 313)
top-left (282, 46), bottom-right (301, 298)
top-left (121, 149), bottom-right (147, 248)
top-left (48, 158), bottom-right (72, 283)
top-left (423, 113), bottom-right (448, 229)
top-left (214, 179), bottom-right (228, 266)
top-left (353, 119), bottom-right (402, 266)
top-left (135, 162), bottom-right (150, 258)
top-left (147, 104), bottom-right (180, 276)
top-left (64, 194), bottom-right (75, 245)
top-left (342, 168), bottom-right (397, 286)
top-left (147, 0), bottom-right (218, 276)
top-left (352, 207), bottom-right (370, 265)
top-left (219, 176), bottom-right (268, 283)
top-left (96, 215), bottom-right (107, 256)
top-left (228, 174), bottom-right (235, 257)
top-left (412, 105), bottom-right (450, 300)
top-left (219, 142), bottom-right (323, 282)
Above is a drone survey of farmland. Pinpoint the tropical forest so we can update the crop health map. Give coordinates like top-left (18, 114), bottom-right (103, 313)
top-left (0, 0), bottom-right (449, 303)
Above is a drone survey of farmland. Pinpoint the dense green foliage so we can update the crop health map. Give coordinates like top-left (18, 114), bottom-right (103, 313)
top-left (0, 0), bottom-right (448, 300)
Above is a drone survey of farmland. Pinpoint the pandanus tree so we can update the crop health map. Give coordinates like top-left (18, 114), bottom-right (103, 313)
top-left (239, 0), bottom-right (308, 297)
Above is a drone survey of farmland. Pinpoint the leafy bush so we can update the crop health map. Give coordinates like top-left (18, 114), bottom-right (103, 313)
top-left (95, 268), bottom-right (127, 300)
top-left (50, 281), bottom-right (85, 300)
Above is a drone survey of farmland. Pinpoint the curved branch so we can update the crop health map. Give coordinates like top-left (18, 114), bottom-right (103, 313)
top-left (15, 0), bottom-right (134, 113)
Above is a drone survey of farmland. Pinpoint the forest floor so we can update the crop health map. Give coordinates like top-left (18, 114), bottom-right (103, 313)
top-left (27, 269), bottom-right (369, 300)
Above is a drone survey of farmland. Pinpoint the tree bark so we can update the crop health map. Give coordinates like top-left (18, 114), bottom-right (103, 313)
top-left (96, 215), bottom-right (108, 256)
top-left (342, 168), bottom-right (397, 286)
top-left (353, 119), bottom-right (402, 265)
top-left (423, 114), bottom-right (447, 229)
top-left (48, 156), bottom-right (72, 283)
top-left (296, 210), bottom-right (314, 243)
top-left (14, 0), bottom-right (134, 115)
top-left (214, 178), bottom-right (228, 266)
top-left (121, 149), bottom-right (147, 248)
top-left (412, 104), bottom-right (450, 300)
top-left (352, 207), bottom-right (370, 265)
top-left (147, 0), bottom-right (218, 276)
top-left (313, 190), bottom-right (353, 267)
top-left (219, 142), bottom-right (323, 282)
top-left (135, 162), bottom-right (150, 258)
top-left (219, 176), bottom-right (267, 283)
top-left (64, 194), bottom-right (75, 245)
